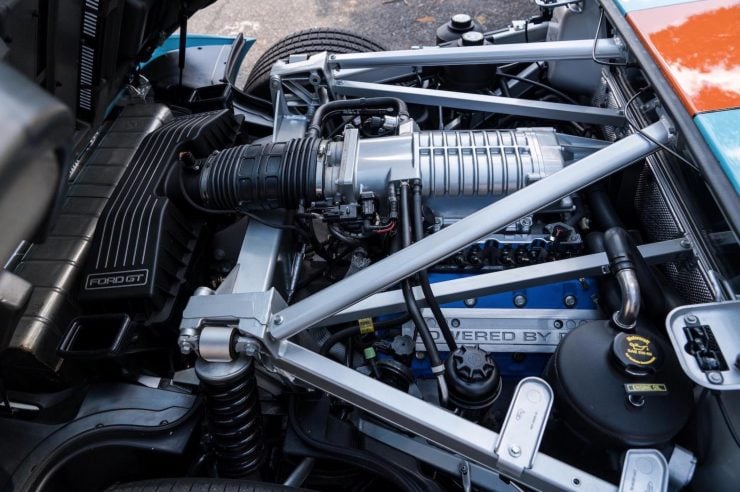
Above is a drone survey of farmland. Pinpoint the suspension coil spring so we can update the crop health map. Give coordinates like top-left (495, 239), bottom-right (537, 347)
top-left (195, 356), bottom-right (264, 477)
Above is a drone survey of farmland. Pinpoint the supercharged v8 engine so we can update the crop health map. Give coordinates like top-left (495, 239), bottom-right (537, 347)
top-left (1, 1), bottom-right (739, 491)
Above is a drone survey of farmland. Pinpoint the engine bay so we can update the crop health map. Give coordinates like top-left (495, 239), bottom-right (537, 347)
top-left (1, 1), bottom-right (739, 491)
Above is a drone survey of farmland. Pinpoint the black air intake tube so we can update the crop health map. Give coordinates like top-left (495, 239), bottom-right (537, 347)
top-left (182, 127), bottom-right (595, 215)
top-left (187, 137), bottom-right (320, 211)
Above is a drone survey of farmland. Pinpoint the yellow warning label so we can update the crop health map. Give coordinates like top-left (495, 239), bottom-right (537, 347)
top-left (358, 318), bottom-right (375, 334)
top-left (625, 383), bottom-right (668, 394)
top-left (624, 335), bottom-right (657, 366)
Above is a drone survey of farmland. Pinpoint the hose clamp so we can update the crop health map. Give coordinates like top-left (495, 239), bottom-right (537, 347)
top-left (198, 150), bottom-right (220, 205)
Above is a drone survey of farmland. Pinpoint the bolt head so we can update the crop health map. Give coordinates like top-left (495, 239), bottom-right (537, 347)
top-left (564, 295), bottom-right (577, 308)
top-left (684, 314), bottom-right (699, 324)
top-left (513, 295), bottom-right (527, 308)
top-left (508, 445), bottom-right (522, 458)
top-left (273, 314), bottom-right (284, 325)
top-left (243, 343), bottom-right (259, 357)
top-left (707, 371), bottom-right (723, 384)
top-left (464, 298), bottom-right (477, 308)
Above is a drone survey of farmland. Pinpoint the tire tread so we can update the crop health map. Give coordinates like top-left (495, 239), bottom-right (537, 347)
top-left (243, 28), bottom-right (385, 96)
top-left (106, 478), bottom-right (310, 492)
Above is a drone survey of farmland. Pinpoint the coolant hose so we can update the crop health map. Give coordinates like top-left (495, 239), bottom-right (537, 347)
top-left (609, 229), bottom-right (683, 317)
top-left (319, 314), bottom-right (411, 358)
top-left (604, 227), bottom-right (641, 330)
top-left (585, 232), bottom-right (621, 314)
top-left (592, 228), bottom-right (681, 322)
top-left (399, 182), bottom-right (445, 377)
top-left (411, 181), bottom-right (458, 352)
top-left (306, 97), bottom-right (410, 138)
top-left (587, 183), bottom-right (623, 231)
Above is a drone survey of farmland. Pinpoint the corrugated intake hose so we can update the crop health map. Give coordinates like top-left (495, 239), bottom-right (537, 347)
top-left (188, 137), bottom-right (320, 211)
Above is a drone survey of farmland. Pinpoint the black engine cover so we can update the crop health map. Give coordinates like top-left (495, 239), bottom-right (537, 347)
top-left (79, 109), bottom-right (239, 320)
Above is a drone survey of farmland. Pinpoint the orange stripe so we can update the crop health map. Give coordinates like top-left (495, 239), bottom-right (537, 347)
top-left (627, 0), bottom-right (740, 115)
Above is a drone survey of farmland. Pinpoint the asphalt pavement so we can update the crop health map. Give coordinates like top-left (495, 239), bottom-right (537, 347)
top-left (189, 0), bottom-right (539, 85)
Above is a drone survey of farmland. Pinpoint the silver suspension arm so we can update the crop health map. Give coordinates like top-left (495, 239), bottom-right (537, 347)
top-left (268, 338), bottom-right (617, 492)
top-left (333, 80), bottom-right (626, 125)
top-left (269, 120), bottom-right (671, 340)
top-left (330, 38), bottom-right (625, 68)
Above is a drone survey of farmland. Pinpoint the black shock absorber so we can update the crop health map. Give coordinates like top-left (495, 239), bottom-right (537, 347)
top-left (195, 356), bottom-right (265, 477)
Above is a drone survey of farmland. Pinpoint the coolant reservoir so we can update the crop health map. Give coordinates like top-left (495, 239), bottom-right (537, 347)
top-left (546, 321), bottom-right (694, 448)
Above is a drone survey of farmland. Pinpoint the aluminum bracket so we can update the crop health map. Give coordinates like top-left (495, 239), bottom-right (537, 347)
top-left (494, 377), bottom-right (554, 477)
top-left (618, 449), bottom-right (668, 492)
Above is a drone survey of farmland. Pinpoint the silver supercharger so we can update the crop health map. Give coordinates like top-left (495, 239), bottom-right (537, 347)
top-left (188, 124), bottom-right (604, 220)
top-left (319, 126), bottom-right (604, 218)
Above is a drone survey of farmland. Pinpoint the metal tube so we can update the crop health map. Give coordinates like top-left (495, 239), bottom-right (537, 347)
top-left (330, 38), bottom-right (624, 68)
top-left (270, 121), bottom-right (670, 341)
top-left (614, 269), bottom-right (641, 329)
top-left (322, 238), bottom-right (688, 325)
top-left (333, 80), bottom-right (626, 126)
top-left (283, 457), bottom-right (315, 487)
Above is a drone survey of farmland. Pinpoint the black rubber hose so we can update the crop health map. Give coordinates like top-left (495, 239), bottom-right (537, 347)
top-left (288, 396), bottom-right (425, 492)
top-left (604, 227), bottom-right (641, 328)
top-left (402, 280), bottom-right (439, 370)
top-left (411, 181), bottom-right (457, 352)
top-left (586, 183), bottom-right (682, 319)
top-left (399, 182), bottom-right (443, 369)
top-left (586, 232), bottom-right (621, 313)
top-left (586, 183), bottom-right (623, 231)
top-left (418, 272), bottom-right (457, 350)
top-left (605, 227), bottom-right (681, 318)
top-left (604, 227), bottom-right (637, 273)
top-left (320, 326), bottom-right (361, 357)
top-left (320, 314), bottom-right (412, 356)
top-left (307, 97), bottom-right (410, 138)
top-left (591, 229), bottom-right (681, 321)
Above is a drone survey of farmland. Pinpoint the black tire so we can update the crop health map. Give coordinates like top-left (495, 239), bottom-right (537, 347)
top-left (106, 478), bottom-right (312, 492)
top-left (243, 28), bottom-right (386, 98)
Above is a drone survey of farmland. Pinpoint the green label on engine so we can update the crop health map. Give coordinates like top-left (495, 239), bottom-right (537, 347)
top-left (624, 383), bottom-right (668, 395)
